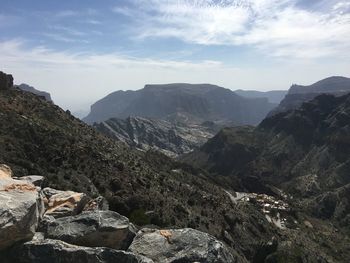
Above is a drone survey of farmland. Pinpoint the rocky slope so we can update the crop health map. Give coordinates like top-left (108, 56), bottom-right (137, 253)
top-left (84, 83), bottom-right (276, 126)
top-left (94, 116), bottom-right (218, 157)
top-left (16, 83), bottom-right (52, 102)
top-left (183, 93), bottom-right (350, 261)
top-left (1, 71), bottom-right (349, 262)
top-left (270, 76), bottom-right (350, 116)
top-left (0, 166), bottom-right (240, 262)
top-left (0, 71), bottom-right (284, 261)
top-left (234, 90), bottom-right (287, 104)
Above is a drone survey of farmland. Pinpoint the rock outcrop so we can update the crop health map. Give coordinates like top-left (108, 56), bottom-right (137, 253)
top-left (0, 162), bottom-right (242, 262)
top-left (14, 175), bottom-right (45, 187)
top-left (0, 71), bottom-right (13, 90)
top-left (94, 116), bottom-right (218, 157)
top-left (44, 210), bottom-right (136, 250)
top-left (129, 228), bottom-right (244, 263)
top-left (0, 165), bottom-right (42, 250)
top-left (42, 187), bottom-right (89, 218)
top-left (12, 237), bottom-right (153, 263)
top-left (0, 164), bottom-right (12, 179)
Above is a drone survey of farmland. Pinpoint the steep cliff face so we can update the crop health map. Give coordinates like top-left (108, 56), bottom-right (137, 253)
top-left (84, 83), bottom-right (276, 126)
top-left (270, 76), bottom-right (350, 116)
top-left (94, 116), bottom-right (217, 157)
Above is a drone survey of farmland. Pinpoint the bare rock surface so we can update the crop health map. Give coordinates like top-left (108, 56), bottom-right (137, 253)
top-left (42, 187), bottom-right (90, 218)
top-left (129, 228), bottom-right (245, 263)
top-left (0, 165), bottom-right (42, 250)
top-left (14, 175), bottom-right (45, 187)
top-left (44, 210), bottom-right (136, 250)
top-left (11, 238), bottom-right (153, 263)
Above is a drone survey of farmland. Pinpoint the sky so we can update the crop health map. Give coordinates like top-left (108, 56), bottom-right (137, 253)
top-left (0, 0), bottom-right (350, 113)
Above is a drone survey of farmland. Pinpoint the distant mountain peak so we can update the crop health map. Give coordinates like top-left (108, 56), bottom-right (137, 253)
top-left (84, 83), bottom-right (275, 125)
top-left (269, 76), bottom-right (350, 116)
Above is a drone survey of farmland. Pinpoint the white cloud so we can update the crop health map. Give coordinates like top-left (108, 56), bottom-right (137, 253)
top-left (55, 10), bottom-right (79, 18)
top-left (116, 0), bottom-right (350, 58)
top-left (0, 40), bottom-right (235, 111)
top-left (1, 39), bottom-right (348, 114)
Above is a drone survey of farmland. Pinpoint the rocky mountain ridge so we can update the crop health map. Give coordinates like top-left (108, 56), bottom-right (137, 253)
top-left (84, 83), bottom-right (276, 126)
top-left (270, 76), bottom-right (350, 116)
top-left (94, 116), bottom-right (218, 157)
top-left (183, 92), bottom-right (350, 231)
top-left (16, 83), bottom-right (52, 102)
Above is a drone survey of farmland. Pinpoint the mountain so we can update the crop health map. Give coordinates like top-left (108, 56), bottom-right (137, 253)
top-left (16, 83), bottom-right (52, 102)
top-left (234, 89), bottom-right (287, 104)
top-left (94, 116), bottom-right (218, 157)
top-left (1, 71), bottom-right (349, 262)
top-left (84, 83), bottom-right (276, 126)
top-left (183, 92), bottom-right (350, 229)
top-left (270, 76), bottom-right (350, 116)
top-left (0, 71), bottom-right (284, 261)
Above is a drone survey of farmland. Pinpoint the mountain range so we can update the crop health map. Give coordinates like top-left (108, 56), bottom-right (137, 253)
top-left (1, 71), bottom-right (350, 262)
top-left (270, 76), bottom-right (350, 116)
top-left (84, 83), bottom-right (276, 126)
top-left (183, 92), bottom-right (350, 230)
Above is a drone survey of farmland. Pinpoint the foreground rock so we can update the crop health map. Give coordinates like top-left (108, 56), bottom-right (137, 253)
top-left (14, 175), bottom-right (45, 187)
top-left (44, 210), bottom-right (136, 250)
top-left (10, 237), bottom-right (153, 263)
top-left (129, 228), bottom-right (245, 263)
top-left (0, 165), bottom-right (42, 250)
top-left (42, 187), bottom-right (89, 218)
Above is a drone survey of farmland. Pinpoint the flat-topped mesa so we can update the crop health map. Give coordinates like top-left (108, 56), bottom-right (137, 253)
top-left (0, 71), bottom-right (14, 90)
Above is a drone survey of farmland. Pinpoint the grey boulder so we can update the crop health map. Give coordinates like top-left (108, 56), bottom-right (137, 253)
top-left (14, 175), bottom-right (45, 187)
top-left (0, 168), bottom-right (42, 250)
top-left (44, 210), bottom-right (136, 250)
top-left (129, 228), bottom-right (244, 263)
top-left (42, 187), bottom-right (90, 218)
top-left (10, 238), bottom-right (153, 263)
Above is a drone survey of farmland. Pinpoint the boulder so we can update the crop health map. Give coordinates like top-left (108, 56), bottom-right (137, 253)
top-left (129, 228), bottom-right (244, 263)
top-left (10, 238), bottom-right (153, 263)
top-left (44, 210), bottom-right (136, 250)
top-left (42, 187), bottom-right (90, 218)
top-left (0, 164), bottom-right (12, 179)
top-left (14, 175), bottom-right (45, 187)
top-left (0, 71), bottom-right (13, 90)
top-left (83, 196), bottom-right (109, 211)
top-left (0, 165), bottom-right (42, 250)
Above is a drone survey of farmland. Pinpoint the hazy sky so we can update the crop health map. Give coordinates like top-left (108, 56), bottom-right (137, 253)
top-left (0, 0), bottom-right (349, 112)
